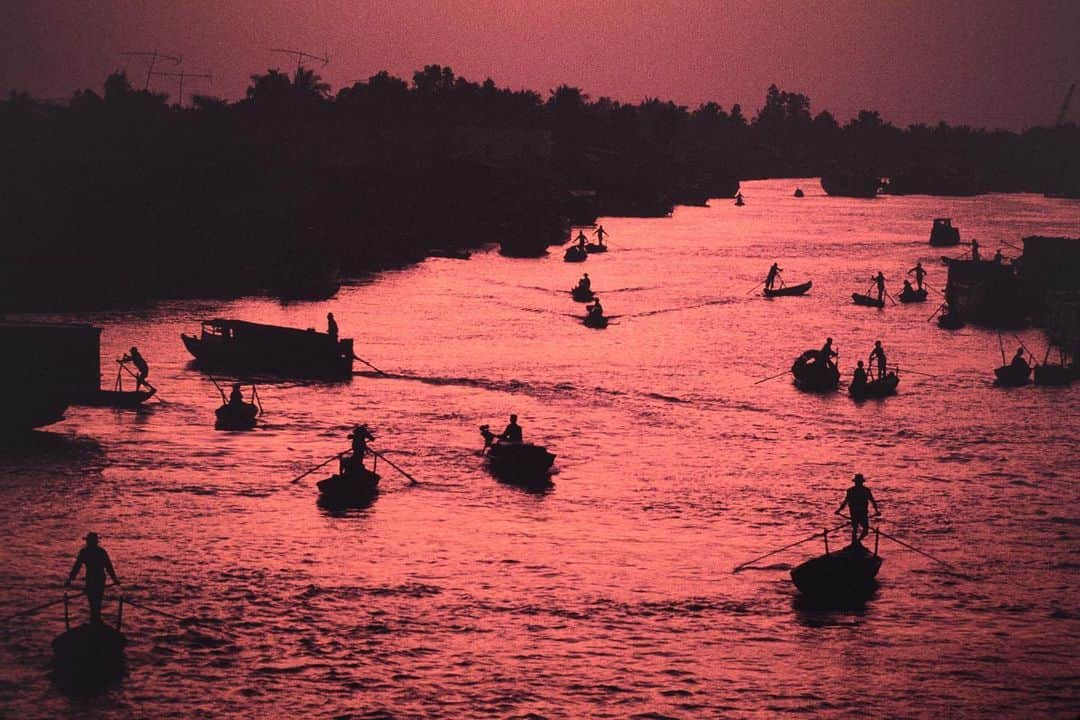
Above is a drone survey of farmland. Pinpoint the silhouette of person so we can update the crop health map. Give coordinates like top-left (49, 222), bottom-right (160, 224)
top-left (121, 347), bottom-right (149, 391)
top-left (818, 337), bottom-right (838, 368)
top-left (836, 474), bottom-right (879, 545)
top-left (228, 383), bottom-right (245, 406)
top-left (852, 360), bottom-right (868, 388)
top-left (908, 262), bottom-right (926, 291)
top-left (594, 225), bottom-right (607, 246)
top-left (735, 191), bottom-right (744, 205)
top-left (765, 262), bottom-right (782, 290)
top-left (578, 273), bottom-right (591, 291)
top-left (576, 231), bottom-right (587, 249)
top-left (327, 312), bottom-right (338, 341)
top-left (993, 249), bottom-right (1004, 264)
top-left (1010, 348), bottom-right (1029, 373)
top-left (971, 239), bottom-right (980, 262)
top-left (588, 297), bottom-right (604, 317)
top-left (869, 340), bottom-right (887, 380)
top-left (342, 424), bottom-right (375, 474)
top-left (66, 532), bottom-right (119, 624)
top-left (499, 414), bottom-right (523, 444)
top-left (872, 272), bottom-right (886, 303)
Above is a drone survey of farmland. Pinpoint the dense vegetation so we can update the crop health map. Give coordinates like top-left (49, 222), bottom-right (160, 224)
top-left (1, 67), bottom-right (1076, 310)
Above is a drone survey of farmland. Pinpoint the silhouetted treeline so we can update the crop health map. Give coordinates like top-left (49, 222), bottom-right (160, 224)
top-left (1, 69), bottom-right (1077, 310)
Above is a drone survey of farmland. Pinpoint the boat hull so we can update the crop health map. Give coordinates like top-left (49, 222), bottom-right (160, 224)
top-left (790, 542), bottom-right (882, 600)
top-left (564, 247), bottom-right (588, 262)
top-left (584, 243), bottom-right (607, 254)
top-left (571, 287), bottom-right (595, 302)
top-left (994, 365), bottom-right (1031, 387)
top-left (852, 293), bottom-right (885, 308)
top-left (1033, 365), bottom-right (1073, 386)
top-left (791, 351), bottom-right (840, 393)
top-left (485, 443), bottom-right (555, 486)
top-left (182, 319), bottom-right (353, 379)
top-left (849, 372), bottom-right (900, 399)
top-left (583, 314), bottom-right (609, 329)
top-left (52, 622), bottom-right (126, 686)
top-left (898, 289), bottom-right (928, 303)
top-left (317, 468), bottom-right (380, 506)
top-left (215, 402), bottom-right (258, 430)
top-left (1, 393), bottom-right (69, 432)
top-left (764, 281), bottom-right (812, 297)
top-left (73, 388), bottom-right (155, 408)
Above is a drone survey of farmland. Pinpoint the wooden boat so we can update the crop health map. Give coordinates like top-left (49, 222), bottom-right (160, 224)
top-left (938, 308), bottom-right (964, 329)
top-left (928, 217), bottom-right (961, 246)
top-left (215, 401), bottom-right (258, 430)
top-left (994, 364), bottom-right (1031, 387)
top-left (583, 313), bottom-right (609, 329)
top-left (182, 319), bottom-right (353, 378)
top-left (852, 292), bottom-right (885, 308)
top-left (317, 467), bottom-right (380, 506)
top-left (791, 534), bottom-right (882, 601)
top-left (584, 243), bottom-right (607, 254)
top-left (564, 246), bottom-right (588, 262)
top-left (1033, 364), bottom-right (1073, 386)
top-left (74, 388), bottom-right (155, 409)
top-left (764, 281), bottom-right (812, 297)
top-left (849, 371), bottom-right (900, 399)
top-left (898, 287), bottom-right (929, 303)
top-left (791, 350), bottom-right (840, 393)
top-left (52, 594), bottom-right (126, 687)
top-left (483, 441), bottom-right (556, 486)
top-left (571, 285), bottom-right (595, 302)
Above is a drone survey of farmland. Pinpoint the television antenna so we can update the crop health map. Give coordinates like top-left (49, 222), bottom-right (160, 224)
top-left (268, 48), bottom-right (329, 75)
top-left (152, 70), bottom-right (213, 107)
top-left (120, 50), bottom-right (182, 90)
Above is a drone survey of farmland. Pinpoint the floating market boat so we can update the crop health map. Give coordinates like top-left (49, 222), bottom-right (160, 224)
top-left (790, 532), bottom-right (883, 601)
top-left (764, 280), bottom-right (812, 297)
top-left (928, 217), bottom-right (961, 246)
top-left (791, 350), bottom-right (840, 393)
top-left (571, 285), bottom-right (595, 302)
top-left (849, 371), bottom-right (900, 399)
top-left (182, 319), bottom-right (354, 378)
top-left (898, 287), bottom-right (929, 303)
top-left (564, 246), bottom-right (588, 262)
top-left (852, 292), bottom-right (885, 308)
top-left (317, 467), bottom-right (380, 506)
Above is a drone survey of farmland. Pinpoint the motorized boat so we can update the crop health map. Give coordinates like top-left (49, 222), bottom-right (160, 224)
top-left (790, 531), bottom-right (883, 601)
top-left (928, 217), bottom-right (961, 246)
top-left (317, 467), bottom-right (381, 506)
top-left (571, 285), bottom-right (595, 302)
top-left (564, 246), bottom-right (588, 263)
top-left (764, 281), bottom-right (812, 297)
top-left (182, 319), bottom-right (353, 378)
top-left (849, 371), bottom-right (900, 399)
top-left (898, 287), bottom-right (929, 303)
top-left (479, 426), bottom-right (555, 486)
top-left (994, 363), bottom-right (1031, 387)
top-left (852, 293), bottom-right (885, 308)
top-left (791, 350), bottom-right (840, 393)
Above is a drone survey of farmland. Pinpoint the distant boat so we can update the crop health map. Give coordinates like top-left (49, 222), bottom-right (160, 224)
top-left (584, 243), bottom-right (607, 254)
top-left (427, 248), bottom-right (472, 260)
top-left (764, 281), bottom-right (812, 297)
top-left (583, 312), bottom-right (609, 329)
top-left (820, 168), bottom-right (881, 198)
top-left (791, 350), bottom-right (840, 393)
top-left (898, 287), bottom-right (929, 303)
top-left (1033, 364), bottom-right (1073, 386)
top-left (928, 218), bottom-right (961, 246)
top-left (793, 188), bottom-right (805, 198)
top-left (182, 319), bottom-right (353, 378)
top-left (852, 293), bottom-right (885, 308)
top-left (849, 371), bottom-right (900, 400)
top-left (564, 246), bottom-right (588, 262)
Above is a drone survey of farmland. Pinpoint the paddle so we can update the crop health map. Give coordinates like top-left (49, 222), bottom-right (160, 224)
top-left (117, 360), bottom-right (158, 394)
top-left (733, 522), bottom-right (851, 572)
top-left (753, 370), bottom-right (790, 385)
top-left (0, 591), bottom-right (85, 623)
top-left (877, 529), bottom-right (955, 569)
top-left (123, 597), bottom-right (239, 638)
top-left (252, 384), bottom-right (264, 416)
top-left (353, 353), bottom-right (387, 376)
top-left (997, 334), bottom-right (1007, 365)
top-left (209, 376), bottom-right (228, 404)
top-left (291, 450), bottom-right (348, 484)
top-left (927, 303), bottom-right (945, 322)
top-left (902, 369), bottom-right (938, 378)
top-left (369, 448), bottom-right (419, 485)
top-left (745, 281), bottom-right (765, 295)
top-left (886, 291), bottom-right (898, 306)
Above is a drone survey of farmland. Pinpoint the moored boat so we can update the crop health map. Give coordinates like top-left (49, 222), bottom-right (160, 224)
top-left (2, 392), bottom-right (69, 432)
top-left (764, 280), bottom-right (812, 297)
top-left (928, 217), bottom-right (961, 246)
top-left (852, 292), bottom-right (885, 308)
top-left (849, 371), bottom-right (900, 399)
top-left (938, 306), bottom-right (964, 329)
top-left (1033, 364), bottom-right (1073, 386)
top-left (994, 364), bottom-right (1031, 387)
top-left (316, 467), bottom-right (380, 506)
top-left (564, 246), bottom-right (588, 262)
top-left (790, 535), bottom-right (882, 601)
top-left (791, 350), bottom-right (840, 393)
top-left (898, 287), bottom-right (929, 303)
top-left (181, 319), bottom-right (353, 378)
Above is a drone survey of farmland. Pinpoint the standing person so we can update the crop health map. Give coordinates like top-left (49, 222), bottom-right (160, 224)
top-left (907, 261), bottom-right (926, 291)
top-left (499, 414), bottom-right (523, 443)
top-left (65, 532), bottom-right (120, 624)
top-left (971, 238), bottom-right (980, 262)
top-left (575, 230), bottom-right (588, 250)
top-left (818, 337), bottom-right (838, 369)
top-left (869, 340), bottom-right (887, 380)
top-left (121, 347), bottom-right (149, 391)
top-left (836, 474), bottom-right (880, 545)
top-left (327, 312), bottom-right (338, 342)
top-left (594, 225), bottom-right (608, 247)
top-left (765, 262), bottom-right (782, 290)
top-left (871, 272), bottom-right (886, 304)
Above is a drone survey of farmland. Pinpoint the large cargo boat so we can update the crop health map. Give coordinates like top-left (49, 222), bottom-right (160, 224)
top-left (182, 319), bottom-right (354, 378)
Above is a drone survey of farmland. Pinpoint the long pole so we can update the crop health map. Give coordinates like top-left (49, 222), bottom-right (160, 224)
top-left (733, 522), bottom-right (850, 572)
top-left (209, 376), bottom-right (228, 403)
top-left (291, 451), bottom-right (347, 484)
top-left (753, 370), bottom-right (790, 385)
top-left (877, 529), bottom-right (955, 569)
top-left (745, 281), bottom-right (764, 295)
top-left (0, 591), bottom-right (85, 623)
top-left (927, 303), bottom-right (945, 322)
top-left (998, 334), bottom-right (1006, 365)
top-left (370, 449), bottom-right (419, 484)
top-left (353, 354), bottom-right (387, 376)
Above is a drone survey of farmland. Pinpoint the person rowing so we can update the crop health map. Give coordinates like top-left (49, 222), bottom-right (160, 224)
top-left (869, 340), bottom-right (887, 380)
top-left (341, 424), bottom-right (375, 475)
top-left (228, 382), bottom-right (245, 406)
top-left (851, 360), bottom-right (868, 389)
top-left (65, 532), bottom-right (120, 624)
top-left (1010, 347), bottom-right (1030, 374)
top-left (871, 271), bottom-right (886, 304)
top-left (765, 262), bottom-right (782, 291)
top-left (588, 297), bottom-right (604, 318)
top-left (120, 346), bottom-right (150, 391)
top-left (577, 273), bottom-right (591, 291)
top-left (907, 261), bottom-right (926, 291)
top-left (499, 414), bottom-right (523, 444)
top-left (836, 473), bottom-right (880, 546)
top-left (818, 337), bottom-right (838, 369)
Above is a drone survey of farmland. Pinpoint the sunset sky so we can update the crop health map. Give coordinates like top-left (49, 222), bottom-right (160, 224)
top-left (2, 0), bottom-right (1077, 130)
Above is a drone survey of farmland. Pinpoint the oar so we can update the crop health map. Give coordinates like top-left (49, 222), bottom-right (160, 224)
top-left (902, 369), bottom-right (938, 378)
top-left (1012, 334), bottom-right (1035, 360)
top-left (0, 591), bottom-right (85, 623)
top-left (291, 450), bottom-right (348, 484)
top-left (753, 370), bottom-right (790, 385)
top-left (924, 282), bottom-right (944, 296)
top-left (877, 529), bottom-right (955, 569)
top-left (733, 522), bottom-right (850, 572)
top-left (252, 384), bottom-right (264, 415)
top-left (118, 361), bottom-right (159, 393)
top-left (927, 303), bottom-right (945, 322)
top-left (123, 597), bottom-right (239, 638)
top-left (745, 281), bottom-right (765, 295)
top-left (353, 354), bottom-right (387, 376)
top-left (370, 448), bottom-right (419, 485)
top-left (997, 334), bottom-right (1006, 365)
top-left (209, 376), bottom-right (228, 403)
top-left (886, 291), bottom-right (898, 306)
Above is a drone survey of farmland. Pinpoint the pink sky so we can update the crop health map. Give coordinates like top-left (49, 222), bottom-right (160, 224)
top-left (1, 0), bottom-right (1077, 129)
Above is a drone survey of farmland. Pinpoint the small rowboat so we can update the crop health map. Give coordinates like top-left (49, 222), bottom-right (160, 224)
top-left (852, 292), bottom-right (885, 308)
top-left (849, 372), bottom-right (900, 399)
top-left (571, 286), bottom-right (595, 302)
top-left (215, 401), bottom-right (258, 430)
top-left (898, 288), bottom-right (928, 303)
top-left (75, 389), bottom-right (156, 409)
top-left (791, 534), bottom-right (882, 601)
top-left (994, 364), bottom-right (1031, 387)
top-left (52, 594), bottom-right (126, 688)
top-left (764, 280), bottom-right (812, 297)
top-left (483, 441), bottom-right (556, 487)
top-left (584, 243), bottom-right (607, 254)
top-left (317, 467), bottom-right (380, 506)
top-left (791, 350), bottom-right (840, 393)
top-left (564, 246), bottom-right (588, 262)
top-left (583, 313), bottom-right (609, 329)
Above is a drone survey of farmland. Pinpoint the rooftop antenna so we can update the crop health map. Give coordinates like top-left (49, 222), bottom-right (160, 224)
top-left (120, 50), bottom-right (182, 90)
top-left (268, 48), bottom-right (329, 76)
top-left (152, 70), bottom-right (213, 107)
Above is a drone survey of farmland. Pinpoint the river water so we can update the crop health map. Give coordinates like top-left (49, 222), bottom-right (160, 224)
top-left (1, 179), bottom-right (1078, 718)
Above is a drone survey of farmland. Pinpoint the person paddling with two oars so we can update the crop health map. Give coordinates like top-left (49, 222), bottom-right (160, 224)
top-left (341, 424), bottom-right (375, 476)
